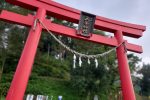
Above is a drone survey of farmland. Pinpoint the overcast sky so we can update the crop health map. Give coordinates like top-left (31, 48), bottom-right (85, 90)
top-left (55, 0), bottom-right (150, 64)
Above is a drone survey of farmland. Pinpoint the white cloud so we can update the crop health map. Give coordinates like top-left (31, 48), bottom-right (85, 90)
top-left (142, 57), bottom-right (150, 64)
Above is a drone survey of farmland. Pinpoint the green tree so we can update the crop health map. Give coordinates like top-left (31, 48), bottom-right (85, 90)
top-left (70, 30), bottom-right (118, 100)
top-left (138, 64), bottom-right (150, 96)
top-left (128, 53), bottom-right (141, 73)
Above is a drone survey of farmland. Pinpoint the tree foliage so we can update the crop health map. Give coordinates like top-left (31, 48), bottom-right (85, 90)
top-left (138, 64), bottom-right (150, 96)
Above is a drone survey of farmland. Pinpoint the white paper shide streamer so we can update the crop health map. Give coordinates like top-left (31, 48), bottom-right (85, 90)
top-left (88, 58), bottom-right (90, 64)
top-left (73, 54), bottom-right (76, 68)
top-left (79, 56), bottom-right (82, 67)
top-left (95, 58), bottom-right (98, 68)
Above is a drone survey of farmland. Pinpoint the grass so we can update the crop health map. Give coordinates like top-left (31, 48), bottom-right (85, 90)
top-left (1, 74), bottom-right (149, 100)
top-left (136, 94), bottom-right (150, 100)
top-left (26, 76), bottom-right (82, 100)
top-left (0, 96), bottom-right (5, 100)
top-left (0, 73), bottom-right (83, 100)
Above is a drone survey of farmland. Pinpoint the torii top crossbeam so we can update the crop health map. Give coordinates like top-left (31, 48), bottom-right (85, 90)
top-left (0, 0), bottom-right (146, 100)
top-left (6, 0), bottom-right (146, 37)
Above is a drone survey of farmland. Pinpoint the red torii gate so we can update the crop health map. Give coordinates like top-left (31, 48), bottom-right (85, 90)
top-left (0, 0), bottom-right (146, 100)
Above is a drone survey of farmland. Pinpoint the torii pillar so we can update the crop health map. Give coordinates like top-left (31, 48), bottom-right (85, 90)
top-left (6, 8), bottom-right (46, 100)
top-left (115, 31), bottom-right (136, 100)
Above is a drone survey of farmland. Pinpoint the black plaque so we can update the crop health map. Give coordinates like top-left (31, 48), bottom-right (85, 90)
top-left (77, 11), bottom-right (96, 37)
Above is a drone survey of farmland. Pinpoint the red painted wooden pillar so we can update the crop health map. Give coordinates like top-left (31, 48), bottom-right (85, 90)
top-left (115, 31), bottom-right (136, 100)
top-left (6, 8), bottom-right (46, 100)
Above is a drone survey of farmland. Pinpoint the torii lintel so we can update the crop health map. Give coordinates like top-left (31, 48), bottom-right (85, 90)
top-left (6, 0), bottom-right (146, 38)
